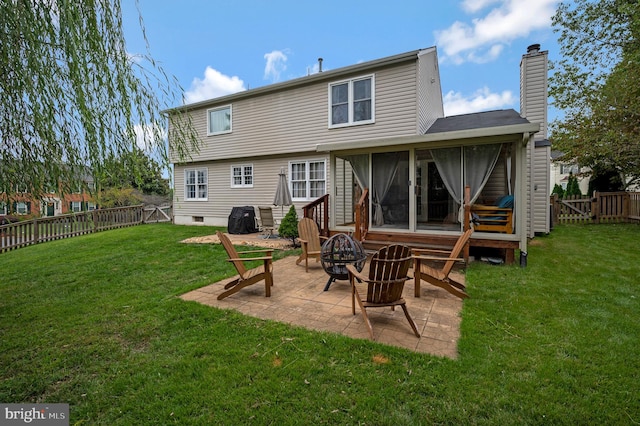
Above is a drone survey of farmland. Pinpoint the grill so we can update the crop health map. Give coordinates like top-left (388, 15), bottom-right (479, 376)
top-left (320, 233), bottom-right (366, 291)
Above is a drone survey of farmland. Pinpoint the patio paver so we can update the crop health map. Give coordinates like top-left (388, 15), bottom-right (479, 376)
top-left (180, 252), bottom-right (463, 359)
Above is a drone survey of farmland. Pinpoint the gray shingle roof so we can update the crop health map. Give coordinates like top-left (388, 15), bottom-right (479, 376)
top-left (426, 109), bottom-right (530, 134)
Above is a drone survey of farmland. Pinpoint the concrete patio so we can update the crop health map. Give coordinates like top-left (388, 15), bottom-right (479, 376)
top-left (180, 234), bottom-right (463, 359)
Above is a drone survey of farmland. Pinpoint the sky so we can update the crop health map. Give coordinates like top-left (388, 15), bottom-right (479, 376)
top-left (122, 0), bottom-right (561, 120)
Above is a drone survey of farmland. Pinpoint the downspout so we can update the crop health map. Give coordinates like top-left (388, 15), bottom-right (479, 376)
top-left (519, 132), bottom-right (530, 266)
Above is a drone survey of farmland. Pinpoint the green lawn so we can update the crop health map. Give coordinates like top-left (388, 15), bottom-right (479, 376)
top-left (1, 223), bottom-right (639, 424)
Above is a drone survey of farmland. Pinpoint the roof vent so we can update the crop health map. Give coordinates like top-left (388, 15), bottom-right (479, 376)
top-left (527, 44), bottom-right (541, 54)
top-left (318, 57), bottom-right (323, 73)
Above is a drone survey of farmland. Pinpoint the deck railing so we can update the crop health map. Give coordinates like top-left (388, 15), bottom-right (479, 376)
top-left (353, 188), bottom-right (369, 241)
top-left (302, 194), bottom-right (329, 237)
top-left (551, 192), bottom-right (640, 224)
top-left (0, 205), bottom-right (146, 253)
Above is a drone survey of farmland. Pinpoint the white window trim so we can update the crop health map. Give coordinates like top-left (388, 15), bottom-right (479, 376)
top-left (206, 104), bottom-right (233, 136)
top-left (184, 168), bottom-right (208, 201)
top-left (328, 74), bottom-right (375, 129)
top-left (16, 202), bottom-right (28, 215)
top-left (230, 164), bottom-right (254, 188)
top-left (289, 159), bottom-right (327, 201)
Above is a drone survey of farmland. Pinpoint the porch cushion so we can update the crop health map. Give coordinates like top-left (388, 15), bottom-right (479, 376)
top-left (496, 195), bottom-right (514, 209)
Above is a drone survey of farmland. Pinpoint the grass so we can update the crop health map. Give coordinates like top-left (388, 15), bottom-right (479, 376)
top-left (1, 223), bottom-right (639, 424)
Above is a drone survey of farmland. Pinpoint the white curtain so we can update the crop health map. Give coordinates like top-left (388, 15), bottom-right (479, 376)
top-left (345, 154), bottom-right (369, 190)
top-left (431, 144), bottom-right (502, 221)
top-left (431, 147), bottom-right (463, 205)
top-left (464, 144), bottom-right (502, 204)
top-left (372, 152), bottom-right (400, 226)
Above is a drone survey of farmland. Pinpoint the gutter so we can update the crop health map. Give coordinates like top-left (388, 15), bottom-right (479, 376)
top-left (163, 49), bottom-right (425, 114)
top-left (315, 122), bottom-right (540, 152)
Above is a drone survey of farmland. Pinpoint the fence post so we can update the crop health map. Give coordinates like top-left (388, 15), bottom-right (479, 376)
top-left (623, 192), bottom-right (630, 223)
top-left (592, 192), bottom-right (600, 224)
top-left (33, 217), bottom-right (39, 244)
top-left (551, 194), bottom-right (559, 226)
top-left (92, 209), bottom-right (98, 232)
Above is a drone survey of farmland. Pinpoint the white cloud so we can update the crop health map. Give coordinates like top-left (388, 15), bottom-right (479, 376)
top-left (443, 86), bottom-right (515, 115)
top-left (184, 67), bottom-right (246, 104)
top-left (133, 122), bottom-right (166, 152)
top-left (461, 0), bottom-right (501, 13)
top-left (436, 0), bottom-right (557, 64)
top-left (264, 50), bottom-right (289, 82)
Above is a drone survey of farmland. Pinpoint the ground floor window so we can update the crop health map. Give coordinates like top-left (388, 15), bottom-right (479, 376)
top-left (290, 160), bottom-right (326, 201)
top-left (185, 168), bottom-right (208, 201)
top-left (15, 202), bottom-right (30, 215)
top-left (231, 164), bottom-right (253, 188)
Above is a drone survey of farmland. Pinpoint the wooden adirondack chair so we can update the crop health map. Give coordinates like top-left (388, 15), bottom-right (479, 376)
top-left (296, 217), bottom-right (327, 272)
top-left (412, 228), bottom-right (474, 299)
top-left (216, 231), bottom-right (274, 300)
top-left (347, 244), bottom-right (420, 340)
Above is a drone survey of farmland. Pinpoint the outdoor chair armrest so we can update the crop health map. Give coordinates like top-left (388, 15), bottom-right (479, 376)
top-left (346, 264), bottom-right (368, 282)
top-left (413, 255), bottom-right (464, 263)
top-left (236, 249), bottom-right (274, 255)
top-left (227, 256), bottom-right (273, 262)
top-left (412, 248), bottom-right (452, 255)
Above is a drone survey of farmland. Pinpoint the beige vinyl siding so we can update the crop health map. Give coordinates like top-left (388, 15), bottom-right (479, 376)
top-left (520, 49), bottom-right (549, 236)
top-left (180, 61), bottom-right (419, 164)
top-left (174, 153), bottom-right (330, 226)
top-left (417, 48), bottom-right (444, 133)
top-left (533, 145), bottom-right (550, 233)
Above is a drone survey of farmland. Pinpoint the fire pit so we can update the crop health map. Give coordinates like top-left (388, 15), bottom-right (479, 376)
top-left (320, 233), bottom-right (366, 291)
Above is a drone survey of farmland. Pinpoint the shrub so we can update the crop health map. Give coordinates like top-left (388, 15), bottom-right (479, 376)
top-left (278, 205), bottom-right (299, 247)
top-left (552, 183), bottom-right (565, 198)
top-left (565, 172), bottom-right (582, 197)
top-left (99, 187), bottom-right (144, 208)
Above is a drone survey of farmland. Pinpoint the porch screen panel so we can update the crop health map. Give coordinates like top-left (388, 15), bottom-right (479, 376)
top-left (431, 143), bottom-right (502, 222)
top-left (464, 144), bottom-right (502, 204)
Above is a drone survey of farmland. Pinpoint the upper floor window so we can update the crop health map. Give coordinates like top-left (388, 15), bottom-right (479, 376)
top-left (231, 164), bottom-right (253, 188)
top-left (329, 75), bottom-right (374, 128)
top-left (560, 164), bottom-right (579, 175)
top-left (207, 105), bottom-right (232, 135)
top-left (290, 160), bottom-right (326, 201)
top-left (185, 168), bottom-right (208, 201)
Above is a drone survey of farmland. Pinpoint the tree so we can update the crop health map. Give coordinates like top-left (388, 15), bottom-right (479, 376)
top-left (100, 148), bottom-right (170, 196)
top-left (0, 0), bottom-right (197, 199)
top-left (552, 183), bottom-right (565, 199)
top-left (550, 0), bottom-right (640, 189)
top-left (278, 206), bottom-right (299, 247)
top-left (565, 172), bottom-right (582, 197)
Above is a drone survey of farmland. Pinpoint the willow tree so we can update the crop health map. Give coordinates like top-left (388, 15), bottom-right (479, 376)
top-left (0, 0), bottom-right (197, 200)
top-left (550, 0), bottom-right (640, 188)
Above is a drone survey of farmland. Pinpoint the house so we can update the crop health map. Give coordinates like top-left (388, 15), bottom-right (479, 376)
top-left (0, 173), bottom-right (96, 220)
top-left (550, 152), bottom-right (590, 195)
top-left (167, 45), bottom-right (550, 263)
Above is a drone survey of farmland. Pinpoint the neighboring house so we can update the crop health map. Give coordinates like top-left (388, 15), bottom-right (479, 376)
top-left (167, 45), bottom-right (550, 261)
top-left (550, 152), bottom-right (590, 195)
top-left (0, 179), bottom-right (96, 219)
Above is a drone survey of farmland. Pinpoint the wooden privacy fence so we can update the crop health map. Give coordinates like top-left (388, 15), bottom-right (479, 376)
top-left (0, 205), bottom-right (155, 253)
top-left (551, 192), bottom-right (640, 224)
